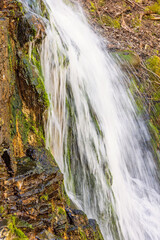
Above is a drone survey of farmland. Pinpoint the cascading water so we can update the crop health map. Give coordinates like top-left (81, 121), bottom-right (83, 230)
top-left (21, 0), bottom-right (160, 239)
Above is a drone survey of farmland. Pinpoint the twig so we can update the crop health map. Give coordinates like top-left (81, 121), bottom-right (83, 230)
top-left (125, 0), bottom-right (145, 10)
top-left (115, 7), bottom-right (131, 18)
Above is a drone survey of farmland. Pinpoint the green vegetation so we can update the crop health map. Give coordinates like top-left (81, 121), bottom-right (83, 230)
top-left (21, 53), bottom-right (49, 108)
top-left (145, 55), bottom-right (160, 77)
top-left (146, 0), bottom-right (160, 15)
top-left (101, 15), bottom-right (121, 29)
top-left (98, 0), bottom-right (106, 7)
top-left (10, 83), bottom-right (46, 147)
top-left (89, 1), bottom-right (120, 29)
top-left (112, 50), bottom-right (140, 67)
top-left (149, 121), bottom-right (160, 146)
top-left (145, 56), bottom-right (160, 139)
top-left (128, 55), bottom-right (160, 159)
top-left (90, 1), bottom-right (96, 12)
top-left (40, 193), bottom-right (49, 201)
top-left (0, 206), bottom-right (4, 214)
top-left (8, 216), bottom-right (29, 240)
top-left (57, 206), bottom-right (66, 215)
top-left (65, 97), bottom-right (74, 181)
top-left (78, 228), bottom-right (87, 240)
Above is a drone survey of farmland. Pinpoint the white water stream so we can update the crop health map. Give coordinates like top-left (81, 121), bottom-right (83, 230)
top-left (21, 0), bottom-right (160, 239)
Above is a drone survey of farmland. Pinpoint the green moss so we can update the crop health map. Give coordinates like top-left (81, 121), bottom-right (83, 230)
top-left (10, 84), bottom-right (45, 146)
top-left (129, 70), bottom-right (160, 162)
top-left (10, 85), bottom-right (23, 139)
top-left (17, 2), bottom-right (25, 14)
top-left (112, 50), bottom-right (140, 67)
top-left (98, 0), bottom-right (106, 7)
top-left (149, 121), bottom-right (160, 143)
top-left (8, 34), bottom-right (16, 86)
top-left (93, 116), bottom-right (102, 136)
top-left (101, 15), bottom-right (121, 29)
top-left (57, 206), bottom-right (66, 215)
top-left (31, 124), bottom-right (46, 145)
top-left (65, 97), bottom-right (74, 180)
top-left (57, 48), bottom-right (69, 67)
top-left (109, 204), bottom-right (122, 240)
top-left (61, 182), bottom-right (71, 206)
top-left (105, 168), bottom-right (113, 186)
top-left (149, 118), bottom-right (160, 159)
top-left (0, 206), bottom-right (4, 214)
top-left (129, 77), bottom-right (146, 116)
top-left (78, 228), bottom-right (87, 240)
top-left (90, 1), bottom-right (96, 12)
top-left (145, 55), bottom-right (160, 77)
top-left (16, 219), bottom-right (33, 230)
top-left (146, 1), bottom-right (160, 15)
top-left (8, 216), bottom-right (29, 240)
top-left (22, 53), bottom-right (49, 108)
top-left (92, 225), bottom-right (104, 240)
top-left (40, 194), bottom-right (49, 201)
top-left (87, 97), bottom-right (103, 137)
top-left (39, 0), bottom-right (49, 18)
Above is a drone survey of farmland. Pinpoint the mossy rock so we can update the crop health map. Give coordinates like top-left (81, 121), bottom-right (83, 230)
top-left (145, 55), bottom-right (160, 78)
top-left (7, 216), bottom-right (29, 240)
top-left (16, 156), bottom-right (36, 176)
top-left (18, 54), bottom-right (49, 110)
top-left (112, 50), bottom-right (140, 67)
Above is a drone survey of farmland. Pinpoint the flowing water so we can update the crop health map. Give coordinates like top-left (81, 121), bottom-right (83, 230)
top-left (21, 0), bottom-right (160, 239)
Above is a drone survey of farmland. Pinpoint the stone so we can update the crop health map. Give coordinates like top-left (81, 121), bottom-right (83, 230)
top-left (0, 1), bottom-right (104, 239)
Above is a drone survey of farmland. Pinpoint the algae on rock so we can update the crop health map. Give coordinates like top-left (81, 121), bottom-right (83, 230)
top-left (0, 1), bottom-right (104, 239)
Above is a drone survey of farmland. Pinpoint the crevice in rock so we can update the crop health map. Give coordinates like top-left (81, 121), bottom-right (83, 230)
top-left (1, 150), bottom-right (13, 177)
top-left (0, 1), bottom-right (3, 10)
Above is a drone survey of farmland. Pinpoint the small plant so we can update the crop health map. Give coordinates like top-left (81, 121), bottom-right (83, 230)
top-left (40, 193), bottom-right (49, 201)
top-left (8, 216), bottom-right (29, 240)
top-left (78, 227), bottom-right (87, 240)
top-left (90, 1), bottom-right (96, 12)
top-left (58, 206), bottom-right (66, 215)
top-left (101, 15), bottom-right (121, 29)
top-left (0, 206), bottom-right (4, 215)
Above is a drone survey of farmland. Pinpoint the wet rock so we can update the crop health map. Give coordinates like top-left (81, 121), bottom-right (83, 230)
top-left (18, 53), bottom-right (49, 113)
top-left (88, 219), bottom-right (97, 231)
top-left (18, 14), bottom-right (45, 47)
top-left (66, 207), bottom-right (88, 226)
top-left (0, 17), bottom-right (11, 148)
top-left (0, 1), bottom-right (104, 239)
top-left (36, 230), bottom-right (63, 240)
top-left (112, 50), bottom-right (141, 67)
top-left (16, 156), bottom-right (36, 176)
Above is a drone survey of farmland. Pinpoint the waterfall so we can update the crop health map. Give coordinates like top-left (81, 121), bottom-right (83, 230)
top-left (21, 0), bottom-right (160, 239)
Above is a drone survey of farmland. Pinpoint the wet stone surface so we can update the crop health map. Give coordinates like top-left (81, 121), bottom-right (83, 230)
top-left (0, 1), bottom-right (104, 239)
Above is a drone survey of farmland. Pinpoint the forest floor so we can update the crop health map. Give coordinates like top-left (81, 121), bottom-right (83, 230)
top-left (79, 0), bottom-right (160, 150)
top-left (79, 0), bottom-right (160, 59)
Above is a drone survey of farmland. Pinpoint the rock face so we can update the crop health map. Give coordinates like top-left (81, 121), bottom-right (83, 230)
top-left (0, 1), bottom-right (103, 239)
